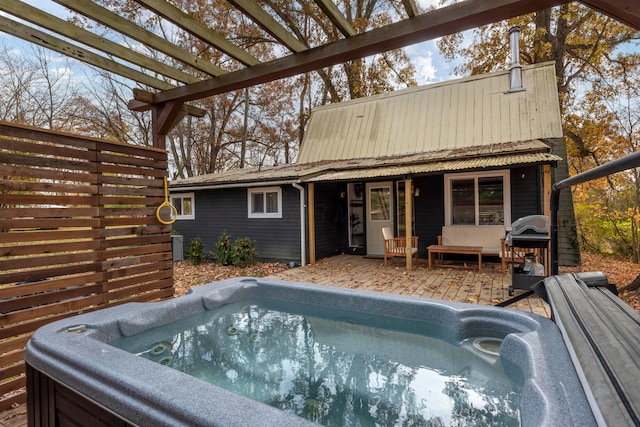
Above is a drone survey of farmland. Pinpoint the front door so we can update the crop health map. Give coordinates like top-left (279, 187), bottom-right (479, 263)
top-left (366, 182), bottom-right (393, 255)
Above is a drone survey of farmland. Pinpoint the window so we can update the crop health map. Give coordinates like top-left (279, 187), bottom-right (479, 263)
top-left (369, 186), bottom-right (391, 221)
top-left (170, 193), bottom-right (195, 220)
top-left (445, 171), bottom-right (510, 226)
top-left (248, 187), bottom-right (282, 218)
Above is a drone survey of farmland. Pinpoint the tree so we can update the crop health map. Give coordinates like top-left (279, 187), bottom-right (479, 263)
top-left (567, 54), bottom-right (640, 262)
top-left (0, 43), bottom-right (83, 130)
top-left (437, 2), bottom-right (639, 263)
top-left (69, 70), bottom-right (154, 145)
top-left (437, 3), bottom-right (637, 117)
top-left (78, 0), bottom-right (418, 177)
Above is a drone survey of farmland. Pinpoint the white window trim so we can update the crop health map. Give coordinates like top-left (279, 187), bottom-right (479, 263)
top-left (444, 170), bottom-right (511, 226)
top-left (248, 186), bottom-right (283, 219)
top-left (171, 192), bottom-right (195, 220)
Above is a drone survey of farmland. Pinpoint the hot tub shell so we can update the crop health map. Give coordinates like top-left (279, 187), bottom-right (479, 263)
top-left (25, 277), bottom-right (596, 427)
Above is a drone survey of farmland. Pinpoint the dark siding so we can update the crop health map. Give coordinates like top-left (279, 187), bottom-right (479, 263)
top-left (549, 137), bottom-right (581, 266)
top-left (173, 186), bottom-right (301, 264)
top-left (510, 165), bottom-right (541, 222)
top-left (414, 175), bottom-right (444, 258)
top-left (414, 169), bottom-right (541, 259)
top-left (313, 182), bottom-right (343, 259)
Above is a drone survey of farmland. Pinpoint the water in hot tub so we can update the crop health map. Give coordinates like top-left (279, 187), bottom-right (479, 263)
top-left (111, 298), bottom-right (521, 426)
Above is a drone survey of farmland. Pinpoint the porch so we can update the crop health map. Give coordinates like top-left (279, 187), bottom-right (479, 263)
top-left (271, 254), bottom-right (550, 318)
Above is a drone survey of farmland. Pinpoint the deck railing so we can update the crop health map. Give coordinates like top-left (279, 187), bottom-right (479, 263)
top-left (0, 122), bottom-right (174, 411)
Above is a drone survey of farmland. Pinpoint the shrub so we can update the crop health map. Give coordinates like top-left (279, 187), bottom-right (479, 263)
top-left (188, 237), bottom-right (206, 265)
top-left (232, 237), bottom-right (257, 267)
top-left (213, 231), bottom-right (234, 265)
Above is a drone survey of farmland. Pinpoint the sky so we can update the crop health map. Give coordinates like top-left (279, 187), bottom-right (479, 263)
top-left (3, 0), bottom-right (458, 86)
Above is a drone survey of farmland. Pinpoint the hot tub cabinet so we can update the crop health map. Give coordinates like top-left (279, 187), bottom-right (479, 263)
top-left (26, 278), bottom-right (596, 427)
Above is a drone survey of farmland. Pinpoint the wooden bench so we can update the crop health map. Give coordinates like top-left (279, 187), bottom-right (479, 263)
top-left (427, 244), bottom-right (483, 271)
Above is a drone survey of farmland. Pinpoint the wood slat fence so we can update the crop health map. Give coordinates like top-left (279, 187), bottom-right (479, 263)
top-left (0, 121), bottom-right (173, 411)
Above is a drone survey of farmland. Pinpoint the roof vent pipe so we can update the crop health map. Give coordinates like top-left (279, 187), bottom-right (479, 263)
top-left (509, 26), bottom-right (524, 91)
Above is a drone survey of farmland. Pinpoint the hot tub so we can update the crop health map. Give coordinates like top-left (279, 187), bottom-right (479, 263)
top-left (25, 278), bottom-right (595, 426)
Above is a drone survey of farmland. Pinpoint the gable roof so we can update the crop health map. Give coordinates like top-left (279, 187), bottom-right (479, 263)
top-left (172, 63), bottom-right (563, 190)
top-left (298, 62), bottom-right (563, 163)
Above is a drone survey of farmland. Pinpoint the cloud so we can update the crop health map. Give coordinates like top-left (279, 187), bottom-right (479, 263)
top-left (416, 0), bottom-right (443, 10)
top-left (405, 42), bottom-right (438, 84)
top-left (413, 52), bottom-right (437, 84)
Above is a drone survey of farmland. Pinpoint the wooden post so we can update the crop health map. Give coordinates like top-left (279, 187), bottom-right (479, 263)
top-left (308, 183), bottom-right (316, 264)
top-left (152, 105), bottom-right (167, 149)
top-left (543, 164), bottom-right (552, 275)
top-left (543, 164), bottom-right (552, 218)
top-left (405, 178), bottom-right (413, 270)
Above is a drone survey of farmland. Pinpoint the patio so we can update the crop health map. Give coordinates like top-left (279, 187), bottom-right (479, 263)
top-left (270, 254), bottom-right (550, 318)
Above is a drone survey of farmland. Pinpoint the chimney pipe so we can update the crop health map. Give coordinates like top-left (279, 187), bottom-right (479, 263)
top-left (509, 26), bottom-right (523, 91)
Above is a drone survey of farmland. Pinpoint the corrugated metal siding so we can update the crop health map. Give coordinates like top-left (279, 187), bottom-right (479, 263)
top-left (173, 187), bottom-right (301, 263)
top-left (171, 162), bottom-right (322, 188)
top-left (549, 138), bottom-right (581, 266)
top-left (298, 62), bottom-right (562, 163)
top-left (172, 141), bottom-right (559, 190)
top-left (304, 151), bottom-right (561, 182)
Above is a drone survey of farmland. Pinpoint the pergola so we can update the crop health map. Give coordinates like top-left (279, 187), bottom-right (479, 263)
top-left (1, 0), bottom-right (638, 149)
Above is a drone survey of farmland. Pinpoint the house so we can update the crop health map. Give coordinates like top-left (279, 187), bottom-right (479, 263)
top-left (170, 61), bottom-right (579, 268)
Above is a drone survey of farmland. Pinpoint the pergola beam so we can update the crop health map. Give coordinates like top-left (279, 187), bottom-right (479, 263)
top-left (580, 0), bottom-right (640, 30)
top-left (132, 0), bottom-right (261, 67)
top-left (401, 0), bottom-right (420, 18)
top-left (313, 0), bottom-right (357, 37)
top-left (151, 0), bottom-right (566, 104)
top-left (227, 0), bottom-right (308, 53)
top-left (0, 0), bottom-right (199, 85)
top-left (53, 0), bottom-right (224, 77)
top-left (0, 15), bottom-right (174, 91)
top-left (128, 90), bottom-right (206, 117)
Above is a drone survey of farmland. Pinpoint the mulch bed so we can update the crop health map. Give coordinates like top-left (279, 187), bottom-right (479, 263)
top-left (173, 261), bottom-right (288, 297)
top-left (559, 252), bottom-right (640, 313)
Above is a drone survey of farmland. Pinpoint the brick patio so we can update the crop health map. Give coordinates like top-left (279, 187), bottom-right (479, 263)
top-left (270, 254), bottom-right (551, 318)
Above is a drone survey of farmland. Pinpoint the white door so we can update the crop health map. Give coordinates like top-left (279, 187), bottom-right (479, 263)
top-left (366, 182), bottom-right (393, 255)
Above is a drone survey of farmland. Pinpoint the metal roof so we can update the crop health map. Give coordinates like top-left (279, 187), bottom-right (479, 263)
top-left (298, 62), bottom-right (563, 163)
top-left (170, 162), bottom-right (327, 189)
top-left (171, 139), bottom-right (560, 190)
top-left (304, 152), bottom-right (561, 182)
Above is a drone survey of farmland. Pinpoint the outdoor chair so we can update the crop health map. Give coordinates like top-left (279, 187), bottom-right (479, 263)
top-left (381, 227), bottom-right (418, 266)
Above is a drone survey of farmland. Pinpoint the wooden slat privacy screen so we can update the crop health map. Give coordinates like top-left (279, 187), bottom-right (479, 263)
top-left (0, 122), bottom-right (173, 411)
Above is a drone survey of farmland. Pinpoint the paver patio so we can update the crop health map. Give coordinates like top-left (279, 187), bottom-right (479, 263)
top-left (270, 254), bottom-right (551, 318)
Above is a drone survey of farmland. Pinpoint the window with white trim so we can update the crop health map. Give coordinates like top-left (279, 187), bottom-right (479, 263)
top-left (248, 187), bottom-right (282, 218)
top-left (444, 171), bottom-right (510, 226)
top-left (170, 193), bottom-right (195, 220)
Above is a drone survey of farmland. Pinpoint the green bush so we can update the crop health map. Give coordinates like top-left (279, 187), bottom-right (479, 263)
top-left (188, 237), bottom-right (206, 265)
top-left (232, 237), bottom-right (257, 267)
top-left (213, 231), bottom-right (234, 265)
